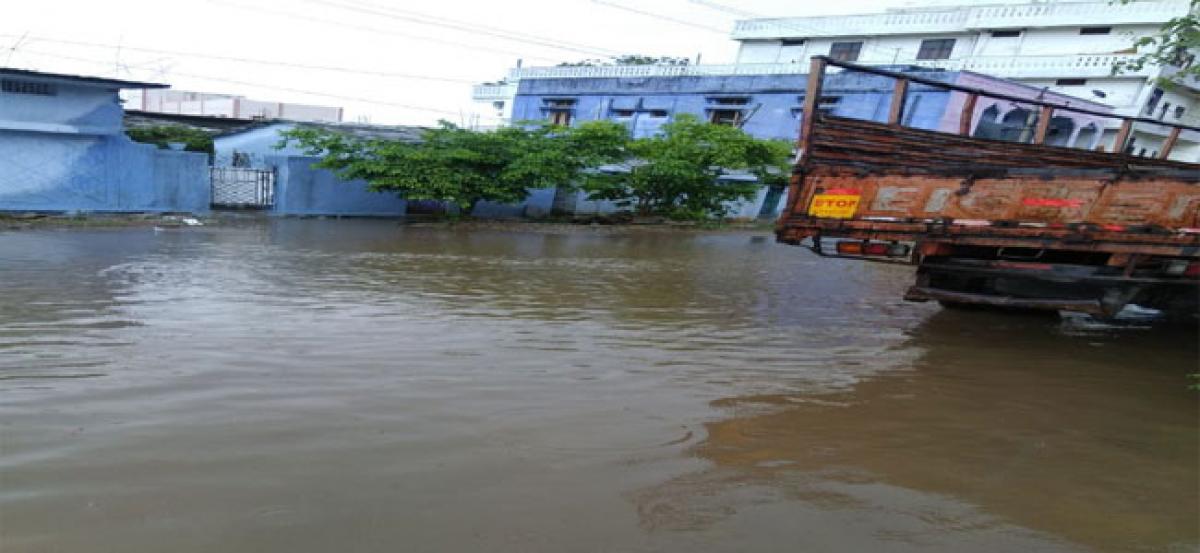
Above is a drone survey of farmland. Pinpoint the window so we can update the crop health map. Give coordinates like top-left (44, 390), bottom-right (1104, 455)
top-left (916, 39), bottom-right (956, 60)
top-left (231, 152), bottom-right (251, 168)
top-left (611, 109), bottom-right (635, 118)
top-left (1175, 105), bottom-right (1186, 119)
top-left (781, 38), bottom-right (805, 46)
top-left (816, 96), bottom-right (841, 114)
top-left (990, 30), bottom-right (1021, 38)
top-left (544, 98), bottom-right (576, 126)
top-left (711, 96), bottom-right (749, 106)
top-left (549, 111), bottom-right (572, 126)
top-left (829, 41), bottom-right (863, 62)
top-left (647, 110), bottom-right (669, 118)
top-left (1144, 88), bottom-right (1163, 115)
top-left (1159, 102), bottom-right (1172, 120)
top-left (709, 110), bottom-right (742, 126)
top-left (1080, 26), bottom-right (1111, 35)
top-left (1, 79), bottom-right (56, 96)
top-left (1055, 78), bottom-right (1087, 86)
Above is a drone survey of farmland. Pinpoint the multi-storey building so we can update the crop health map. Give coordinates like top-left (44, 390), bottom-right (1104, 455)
top-left (125, 89), bottom-right (344, 123)
top-left (471, 0), bottom-right (1198, 160)
top-left (730, 0), bottom-right (1197, 159)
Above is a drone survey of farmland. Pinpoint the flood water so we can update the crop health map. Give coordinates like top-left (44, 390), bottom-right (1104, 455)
top-left (1, 219), bottom-right (1196, 553)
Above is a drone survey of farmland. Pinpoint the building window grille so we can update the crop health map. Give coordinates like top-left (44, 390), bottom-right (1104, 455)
top-left (709, 110), bottom-right (742, 126)
top-left (1055, 78), bottom-right (1087, 86)
top-left (549, 111), bottom-right (573, 126)
top-left (1079, 26), bottom-right (1111, 35)
top-left (1, 79), bottom-right (56, 96)
top-left (990, 30), bottom-right (1021, 38)
top-left (816, 96), bottom-right (841, 114)
top-left (544, 98), bottom-right (576, 126)
top-left (916, 39), bottom-right (956, 60)
top-left (829, 42), bottom-right (863, 62)
top-left (1144, 88), bottom-right (1163, 115)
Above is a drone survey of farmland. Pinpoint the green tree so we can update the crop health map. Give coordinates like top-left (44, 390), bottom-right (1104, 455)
top-left (1112, 0), bottom-right (1199, 85)
top-left (279, 120), bottom-right (629, 213)
top-left (579, 114), bottom-right (792, 220)
top-left (125, 125), bottom-right (215, 156)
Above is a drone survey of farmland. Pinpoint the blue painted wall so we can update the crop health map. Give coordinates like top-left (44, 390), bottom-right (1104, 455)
top-left (269, 155), bottom-right (407, 217)
top-left (0, 77), bottom-right (209, 214)
top-left (510, 69), bottom-right (958, 218)
top-left (512, 70), bottom-right (958, 141)
top-left (214, 123), bottom-right (313, 169)
top-left (215, 126), bottom-right (407, 217)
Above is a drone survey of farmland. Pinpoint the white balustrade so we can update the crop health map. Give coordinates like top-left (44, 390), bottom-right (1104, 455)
top-left (731, 0), bottom-right (1191, 39)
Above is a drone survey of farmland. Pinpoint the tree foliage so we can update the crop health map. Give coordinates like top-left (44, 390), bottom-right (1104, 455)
top-left (579, 115), bottom-right (792, 219)
top-left (1112, 0), bottom-right (1199, 85)
top-left (125, 125), bottom-right (215, 156)
top-left (279, 121), bottom-right (629, 211)
top-left (280, 115), bottom-right (790, 220)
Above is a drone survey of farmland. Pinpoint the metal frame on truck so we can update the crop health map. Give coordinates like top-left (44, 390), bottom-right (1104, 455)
top-left (777, 57), bottom-right (1200, 318)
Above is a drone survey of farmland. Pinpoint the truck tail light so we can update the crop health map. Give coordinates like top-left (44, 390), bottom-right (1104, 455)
top-left (863, 243), bottom-right (890, 256)
top-left (1185, 262), bottom-right (1200, 278)
top-left (836, 242), bottom-right (863, 255)
top-left (836, 241), bottom-right (910, 258)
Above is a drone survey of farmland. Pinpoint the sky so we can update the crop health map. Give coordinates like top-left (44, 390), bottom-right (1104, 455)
top-left (3, 0), bottom-right (1013, 125)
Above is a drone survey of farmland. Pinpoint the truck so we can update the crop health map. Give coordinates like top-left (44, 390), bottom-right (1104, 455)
top-left (776, 57), bottom-right (1200, 320)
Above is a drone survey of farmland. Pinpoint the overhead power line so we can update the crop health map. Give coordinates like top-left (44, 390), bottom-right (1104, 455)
top-left (0, 34), bottom-right (479, 84)
top-left (298, 0), bottom-right (621, 57)
top-left (685, 0), bottom-right (758, 19)
top-left (644, 0), bottom-right (920, 64)
top-left (589, 0), bottom-right (729, 34)
top-left (17, 49), bottom-right (500, 121)
top-left (202, 0), bottom-right (563, 65)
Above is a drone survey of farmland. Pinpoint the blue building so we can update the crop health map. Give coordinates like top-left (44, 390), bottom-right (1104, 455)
top-left (503, 66), bottom-right (1111, 218)
top-left (213, 121), bottom-right (422, 217)
top-left (0, 69), bottom-right (209, 214)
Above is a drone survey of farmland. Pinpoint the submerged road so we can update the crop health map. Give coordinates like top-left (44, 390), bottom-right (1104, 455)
top-left (1, 220), bottom-right (1196, 552)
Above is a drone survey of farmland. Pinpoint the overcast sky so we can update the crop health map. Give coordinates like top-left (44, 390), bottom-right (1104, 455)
top-left (4, 0), bottom-right (1014, 125)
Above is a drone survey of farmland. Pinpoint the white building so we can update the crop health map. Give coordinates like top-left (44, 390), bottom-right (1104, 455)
top-left (469, 82), bottom-right (518, 130)
top-left (471, 0), bottom-right (1198, 160)
top-left (124, 89), bottom-right (344, 123)
top-left (731, 0), bottom-right (1198, 160)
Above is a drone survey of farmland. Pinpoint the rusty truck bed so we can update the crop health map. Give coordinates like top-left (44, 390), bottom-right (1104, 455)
top-left (777, 59), bottom-right (1200, 258)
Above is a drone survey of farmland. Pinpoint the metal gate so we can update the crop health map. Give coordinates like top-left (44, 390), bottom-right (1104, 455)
top-left (211, 167), bottom-right (275, 208)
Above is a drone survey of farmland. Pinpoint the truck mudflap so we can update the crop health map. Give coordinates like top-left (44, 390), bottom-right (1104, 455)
top-left (904, 286), bottom-right (1108, 316)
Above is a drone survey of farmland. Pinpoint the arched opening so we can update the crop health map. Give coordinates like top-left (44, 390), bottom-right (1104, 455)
top-left (972, 104), bottom-right (1003, 140)
top-left (1045, 116), bottom-right (1076, 147)
top-left (1000, 108), bottom-right (1036, 143)
top-left (1073, 124), bottom-right (1099, 150)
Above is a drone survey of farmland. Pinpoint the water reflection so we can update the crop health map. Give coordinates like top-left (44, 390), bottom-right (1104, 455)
top-left (637, 310), bottom-right (1199, 552)
top-left (0, 221), bottom-right (1195, 553)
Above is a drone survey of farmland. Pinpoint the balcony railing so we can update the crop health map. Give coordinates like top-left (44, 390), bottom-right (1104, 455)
top-left (471, 83), bottom-right (518, 100)
top-left (731, 0), bottom-right (1191, 39)
top-left (910, 53), bottom-right (1154, 79)
top-left (503, 54), bottom-right (1151, 81)
top-left (507, 63), bottom-right (809, 80)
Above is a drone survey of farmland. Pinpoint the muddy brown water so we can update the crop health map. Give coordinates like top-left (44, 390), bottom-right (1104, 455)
top-left (1, 220), bottom-right (1196, 553)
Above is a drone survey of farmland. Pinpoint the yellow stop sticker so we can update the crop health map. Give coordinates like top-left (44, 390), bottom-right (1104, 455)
top-left (808, 189), bottom-right (861, 219)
